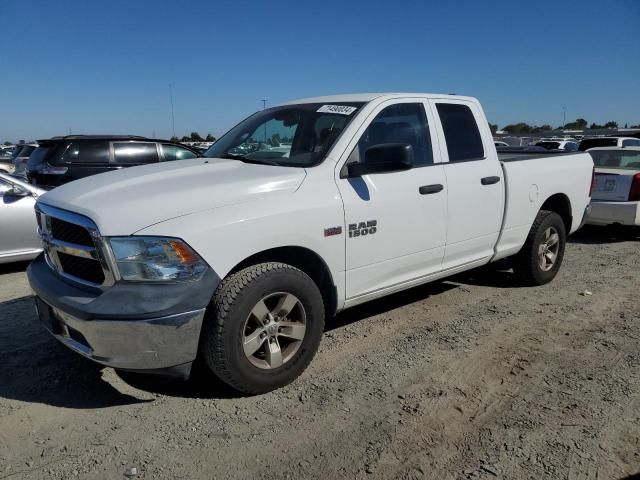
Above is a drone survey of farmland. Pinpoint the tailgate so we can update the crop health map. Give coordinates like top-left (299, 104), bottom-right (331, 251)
top-left (593, 168), bottom-right (636, 201)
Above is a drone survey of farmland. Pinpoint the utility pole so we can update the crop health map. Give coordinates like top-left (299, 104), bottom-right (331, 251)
top-left (562, 105), bottom-right (567, 129)
top-left (169, 84), bottom-right (176, 138)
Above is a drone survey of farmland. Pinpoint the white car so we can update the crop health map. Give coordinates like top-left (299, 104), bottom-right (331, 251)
top-left (28, 93), bottom-right (594, 394)
top-left (494, 141), bottom-right (509, 148)
top-left (535, 140), bottom-right (579, 151)
top-left (0, 173), bottom-right (44, 263)
top-left (586, 147), bottom-right (640, 226)
top-left (579, 137), bottom-right (640, 151)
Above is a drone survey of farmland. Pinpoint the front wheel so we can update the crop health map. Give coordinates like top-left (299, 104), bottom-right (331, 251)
top-left (513, 210), bottom-right (567, 286)
top-left (200, 262), bottom-right (325, 394)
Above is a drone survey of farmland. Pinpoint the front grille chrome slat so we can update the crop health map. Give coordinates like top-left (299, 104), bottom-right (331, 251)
top-left (35, 204), bottom-right (116, 289)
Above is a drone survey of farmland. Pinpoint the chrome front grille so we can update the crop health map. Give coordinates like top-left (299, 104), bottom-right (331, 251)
top-left (36, 203), bottom-right (116, 288)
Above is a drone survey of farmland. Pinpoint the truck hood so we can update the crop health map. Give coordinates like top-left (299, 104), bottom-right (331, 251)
top-left (39, 158), bottom-right (307, 235)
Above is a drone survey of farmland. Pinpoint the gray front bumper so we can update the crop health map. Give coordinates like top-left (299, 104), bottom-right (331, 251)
top-left (28, 253), bottom-right (219, 376)
top-left (35, 297), bottom-right (205, 371)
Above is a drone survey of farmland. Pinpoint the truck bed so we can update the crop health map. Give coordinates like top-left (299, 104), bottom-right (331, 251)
top-left (497, 149), bottom-right (578, 162)
top-left (492, 150), bottom-right (594, 262)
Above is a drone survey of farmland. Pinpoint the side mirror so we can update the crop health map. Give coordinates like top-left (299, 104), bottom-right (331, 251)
top-left (6, 184), bottom-right (31, 197)
top-left (347, 143), bottom-right (413, 177)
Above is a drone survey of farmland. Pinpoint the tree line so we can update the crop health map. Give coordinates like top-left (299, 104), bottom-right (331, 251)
top-left (490, 119), bottom-right (640, 135)
top-left (170, 132), bottom-right (216, 143)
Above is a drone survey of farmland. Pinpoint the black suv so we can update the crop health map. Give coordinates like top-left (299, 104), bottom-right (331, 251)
top-left (26, 135), bottom-right (200, 188)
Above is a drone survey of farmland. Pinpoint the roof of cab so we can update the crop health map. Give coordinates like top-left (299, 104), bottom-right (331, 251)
top-left (278, 92), bottom-right (477, 106)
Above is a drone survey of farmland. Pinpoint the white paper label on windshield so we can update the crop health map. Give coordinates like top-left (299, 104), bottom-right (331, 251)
top-left (316, 105), bottom-right (357, 115)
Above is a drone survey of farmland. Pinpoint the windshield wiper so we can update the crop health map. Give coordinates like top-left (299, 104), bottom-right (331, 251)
top-left (221, 154), bottom-right (280, 166)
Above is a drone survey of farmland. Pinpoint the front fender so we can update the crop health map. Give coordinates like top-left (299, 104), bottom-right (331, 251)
top-left (137, 194), bottom-right (345, 288)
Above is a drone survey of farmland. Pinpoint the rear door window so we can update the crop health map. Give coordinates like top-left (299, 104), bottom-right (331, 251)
top-left (62, 141), bottom-right (110, 164)
top-left (436, 103), bottom-right (485, 162)
top-left (113, 142), bottom-right (159, 164)
top-left (161, 144), bottom-right (198, 161)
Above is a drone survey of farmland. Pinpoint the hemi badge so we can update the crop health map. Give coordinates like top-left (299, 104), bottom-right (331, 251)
top-left (324, 226), bottom-right (342, 237)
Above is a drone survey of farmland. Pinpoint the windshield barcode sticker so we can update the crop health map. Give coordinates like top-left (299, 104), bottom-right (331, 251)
top-left (317, 105), bottom-right (357, 115)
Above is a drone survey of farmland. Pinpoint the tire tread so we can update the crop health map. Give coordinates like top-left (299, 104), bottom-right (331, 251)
top-left (201, 262), bottom-right (322, 394)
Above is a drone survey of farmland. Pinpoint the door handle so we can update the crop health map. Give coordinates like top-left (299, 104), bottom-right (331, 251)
top-left (481, 176), bottom-right (501, 185)
top-left (419, 184), bottom-right (444, 195)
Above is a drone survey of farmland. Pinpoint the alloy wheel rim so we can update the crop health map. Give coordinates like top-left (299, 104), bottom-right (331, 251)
top-left (242, 292), bottom-right (307, 370)
top-left (538, 226), bottom-right (560, 272)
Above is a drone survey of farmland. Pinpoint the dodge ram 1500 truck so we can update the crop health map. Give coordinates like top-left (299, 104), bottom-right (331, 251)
top-left (28, 93), bottom-right (594, 394)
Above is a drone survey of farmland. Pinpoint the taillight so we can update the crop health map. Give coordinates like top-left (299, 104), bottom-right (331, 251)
top-left (629, 173), bottom-right (640, 202)
top-left (589, 167), bottom-right (595, 197)
top-left (40, 163), bottom-right (68, 175)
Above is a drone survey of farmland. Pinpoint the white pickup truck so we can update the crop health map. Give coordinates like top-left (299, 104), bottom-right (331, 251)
top-left (28, 93), bottom-right (594, 394)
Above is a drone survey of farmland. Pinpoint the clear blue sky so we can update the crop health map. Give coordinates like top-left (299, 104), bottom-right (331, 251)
top-left (1, 0), bottom-right (639, 142)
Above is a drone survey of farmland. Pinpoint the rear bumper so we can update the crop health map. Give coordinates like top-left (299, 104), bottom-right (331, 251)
top-left (586, 200), bottom-right (640, 226)
top-left (27, 253), bottom-right (219, 375)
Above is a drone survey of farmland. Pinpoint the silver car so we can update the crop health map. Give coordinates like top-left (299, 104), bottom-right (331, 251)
top-left (0, 173), bottom-right (44, 263)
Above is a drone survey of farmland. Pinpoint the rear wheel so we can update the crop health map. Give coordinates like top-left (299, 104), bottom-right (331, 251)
top-left (513, 210), bottom-right (566, 286)
top-left (200, 262), bottom-right (324, 394)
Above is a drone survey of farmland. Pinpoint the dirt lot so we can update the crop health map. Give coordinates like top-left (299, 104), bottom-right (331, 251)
top-left (0, 227), bottom-right (638, 480)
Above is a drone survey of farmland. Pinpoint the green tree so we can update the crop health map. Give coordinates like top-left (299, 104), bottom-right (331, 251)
top-left (531, 124), bottom-right (553, 133)
top-left (503, 123), bottom-right (532, 134)
top-left (488, 123), bottom-right (498, 134)
top-left (190, 132), bottom-right (204, 142)
top-left (3, 141), bottom-right (12, 146)
top-left (180, 135), bottom-right (191, 142)
top-left (170, 136), bottom-right (180, 142)
top-left (604, 121), bottom-right (618, 129)
top-left (564, 118), bottom-right (587, 130)
top-left (205, 133), bottom-right (216, 142)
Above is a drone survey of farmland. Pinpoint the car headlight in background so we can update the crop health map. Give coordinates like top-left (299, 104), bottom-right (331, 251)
top-left (109, 237), bottom-right (207, 282)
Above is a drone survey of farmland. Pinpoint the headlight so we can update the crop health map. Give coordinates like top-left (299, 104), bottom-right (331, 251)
top-left (109, 237), bottom-right (207, 282)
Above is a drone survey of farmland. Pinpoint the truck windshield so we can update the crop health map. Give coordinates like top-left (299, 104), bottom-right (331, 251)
top-left (204, 102), bottom-right (365, 167)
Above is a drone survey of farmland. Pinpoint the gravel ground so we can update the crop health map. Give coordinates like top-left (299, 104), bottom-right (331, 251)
top-left (0, 226), bottom-right (638, 480)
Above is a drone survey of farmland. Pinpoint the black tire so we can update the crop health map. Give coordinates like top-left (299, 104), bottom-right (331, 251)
top-left (200, 262), bottom-right (325, 394)
top-left (512, 210), bottom-right (566, 286)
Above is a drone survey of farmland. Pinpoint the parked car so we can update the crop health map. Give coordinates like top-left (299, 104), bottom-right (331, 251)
top-left (0, 147), bottom-right (14, 173)
top-left (28, 93), bottom-right (594, 394)
top-left (12, 144), bottom-right (38, 179)
top-left (26, 135), bottom-right (200, 188)
top-left (579, 137), bottom-right (640, 151)
top-left (0, 172), bottom-right (45, 264)
top-left (494, 141), bottom-right (509, 147)
top-left (535, 140), bottom-right (579, 151)
top-left (586, 147), bottom-right (640, 227)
